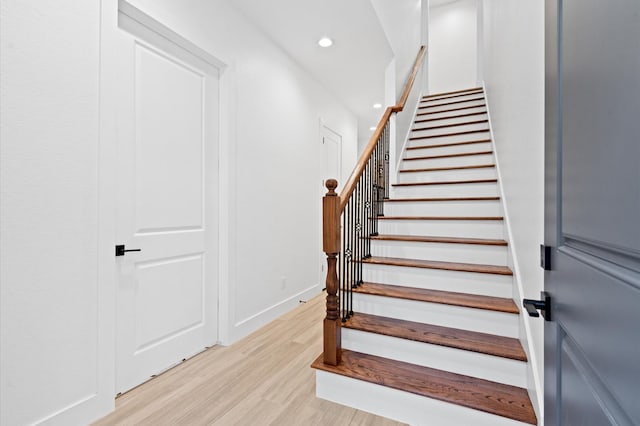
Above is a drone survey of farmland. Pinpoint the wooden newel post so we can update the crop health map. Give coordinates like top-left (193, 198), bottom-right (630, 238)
top-left (322, 179), bottom-right (341, 365)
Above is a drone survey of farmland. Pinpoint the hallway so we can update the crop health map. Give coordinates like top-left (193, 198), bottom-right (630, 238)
top-left (94, 294), bottom-right (403, 425)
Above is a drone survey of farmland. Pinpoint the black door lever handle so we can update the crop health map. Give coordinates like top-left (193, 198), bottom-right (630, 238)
top-left (523, 292), bottom-right (551, 321)
top-left (115, 244), bottom-right (141, 257)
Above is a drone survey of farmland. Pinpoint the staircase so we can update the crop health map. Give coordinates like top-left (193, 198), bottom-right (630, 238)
top-left (312, 87), bottom-right (538, 425)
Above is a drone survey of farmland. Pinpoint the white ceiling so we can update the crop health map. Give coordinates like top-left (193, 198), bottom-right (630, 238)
top-left (231, 0), bottom-right (394, 144)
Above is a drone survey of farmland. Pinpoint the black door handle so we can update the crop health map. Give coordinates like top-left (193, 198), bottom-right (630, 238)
top-left (115, 244), bottom-right (141, 257)
top-left (523, 292), bottom-right (551, 321)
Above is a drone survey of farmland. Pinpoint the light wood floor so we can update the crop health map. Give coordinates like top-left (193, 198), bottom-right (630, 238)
top-left (94, 293), bottom-right (405, 426)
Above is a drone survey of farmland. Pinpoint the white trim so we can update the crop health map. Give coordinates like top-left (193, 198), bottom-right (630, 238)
top-left (94, 0), bottom-right (119, 421)
top-left (482, 81), bottom-right (543, 419)
top-left (216, 64), bottom-right (235, 346)
top-left (118, 0), bottom-right (226, 73)
top-left (393, 88), bottom-right (424, 183)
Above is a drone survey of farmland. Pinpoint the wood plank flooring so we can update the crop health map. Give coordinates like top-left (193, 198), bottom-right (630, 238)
top-left (93, 294), bottom-right (404, 426)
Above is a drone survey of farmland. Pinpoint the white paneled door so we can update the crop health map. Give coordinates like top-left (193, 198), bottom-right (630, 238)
top-left (321, 125), bottom-right (342, 189)
top-left (115, 9), bottom-right (220, 394)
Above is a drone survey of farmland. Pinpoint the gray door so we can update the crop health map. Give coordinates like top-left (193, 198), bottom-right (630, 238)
top-left (544, 1), bottom-right (640, 425)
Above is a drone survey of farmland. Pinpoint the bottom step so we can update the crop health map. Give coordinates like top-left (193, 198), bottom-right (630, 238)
top-left (312, 350), bottom-right (536, 426)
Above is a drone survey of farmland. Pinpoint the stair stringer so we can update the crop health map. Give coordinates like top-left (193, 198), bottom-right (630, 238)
top-left (482, 81), bottom-right (543, 420)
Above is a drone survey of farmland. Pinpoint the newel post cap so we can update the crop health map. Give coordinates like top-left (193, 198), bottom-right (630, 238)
top-left (325, 179), bottom-right (338, 195)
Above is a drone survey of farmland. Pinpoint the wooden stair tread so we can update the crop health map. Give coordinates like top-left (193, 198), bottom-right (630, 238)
top-left (393, 179), bottom-right (497, 187)
top-left (371, 234), bottom-right (507, 246)
top-left (384, 196), bottom-right (500, 202)
top-left (414, 110), bottom-right (487, 124)
top-left (344, 313), bottom-right (526, 361)
top-left (419, 96), bottom-right (485, 109)
top-left (422, 87), bottom-right (483, 98)
top-left (404, 150), bottom-right (493, 161)
top-left (362, 256), bottom-right (513, 275)
top-left (417, 104), bottom-right (486, 116)
top-left (406, 138), bottom-right (491, 151)
top-left (311, 350), bottom-right (537, 425)
top-left (400, 164), bottom-right (495, 173)
top-left (410, 129), bottom-right (490, 141)
top-left (412, 119), bottom-right (489, 132)
top-left (377, 215), bottom-right (503, 221)
top-left (355, 282), bottom-right (518, 314)
top-left (420, 90), bottom-right (484, 103)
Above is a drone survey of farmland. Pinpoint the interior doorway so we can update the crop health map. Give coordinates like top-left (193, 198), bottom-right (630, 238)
top-left (114, 4), bottom-right (221, 394)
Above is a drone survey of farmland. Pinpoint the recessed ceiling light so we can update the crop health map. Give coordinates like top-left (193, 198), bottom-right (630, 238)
top-left (373, 103), bottom-right (382, 109)
top-left (369, 127), bottom-right (376, 131)
top-left (318, 37), bottom-right (333, 48)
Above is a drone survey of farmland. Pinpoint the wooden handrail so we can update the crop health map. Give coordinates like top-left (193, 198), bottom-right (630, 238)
top-left (338, 108), bottom-right (393, 211)
top-left (338, 45), bottom-right (426, 211)
top-left (321, 45), bottom-right (427, 367)
top-left (392, 46), bottom-right (427, 113)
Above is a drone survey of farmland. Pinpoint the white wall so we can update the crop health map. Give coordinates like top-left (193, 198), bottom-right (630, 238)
top-left (369, 0), bottom-right (426, 181)
top-left (481, 0), bottom-right (545, 415)
top-left (370, 0), bottom-right (422, 99)
top-left (0, 1), bottom-right (114, 424)
top-left (1, 0), bottom-right (357, 423)
top-left (428, 0), bottom-right (478, 93)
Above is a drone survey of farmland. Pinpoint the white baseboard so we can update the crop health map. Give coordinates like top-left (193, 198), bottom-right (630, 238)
top-left (227, 284), bottom-right (322, 344)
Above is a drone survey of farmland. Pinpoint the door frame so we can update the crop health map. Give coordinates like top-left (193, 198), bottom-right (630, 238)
top-left (320, 121), bottom-right (343, 189)
top-left (318, 121), bottom-right (343, 289)
top-left (99, 0), bottom-right (231, 407)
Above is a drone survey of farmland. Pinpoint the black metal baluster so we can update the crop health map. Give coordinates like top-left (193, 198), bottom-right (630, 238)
top-left (372, 141), bottom-right (379, 236)
top-left (384, 122), bottom-right (390, 209)
top-left (341, 202), bottom-right (348, 322)
top-left (378, 128), bottom-right (383, 216)
top-left (352, 182), bottom-right (360, 321)
top-left (352, 181), bottom-right (364, 290)
top-left (365, 160), bottom-right (372, 257)
top-left (348, 194), bottom-right (355, 318)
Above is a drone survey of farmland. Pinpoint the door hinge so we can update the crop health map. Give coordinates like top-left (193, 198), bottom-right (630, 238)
top-left (540, 244), bottom-right (552, 270)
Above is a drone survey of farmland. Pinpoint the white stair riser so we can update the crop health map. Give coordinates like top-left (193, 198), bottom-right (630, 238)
top-left (384, 200), bottom-right (502, 216)
top-left (401, 153), bottom-right (495, 169)
top-left (416, 105), bottom-right (486, 121)
top-left (316, 371), bottom-right (531, 426)
top-left (406, 142), bottom-right (493, 158)
top-left (377, 219), bottom-right (504, 239)
top-left (352, 293), bottom-right (519, 338)
top-left (370, 240), bottom-right (508, 265)
top-left (361, 264), bottom-right (513, 298)
top-left (407, 131), bottom-right (491, 147)
top-left (411, 122), bottom-right (489, 138)
top-left (342, 329), bottom-right (527, 387)
top-left (398, 166), bottom-right (496, 183)
top-left (414, 113), bottom-right (488, 128)
top-left (418, 100), bottom-right (485, 113)
top-left (391, 182), bottom-right (499, 198)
